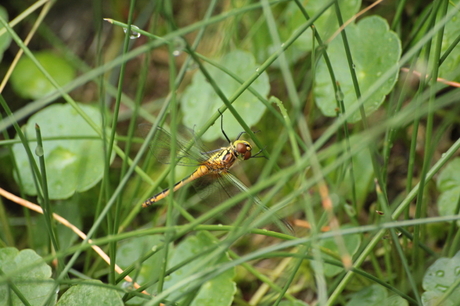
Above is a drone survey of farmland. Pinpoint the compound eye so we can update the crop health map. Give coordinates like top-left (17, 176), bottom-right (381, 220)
top-left (236, 142), bottom-right (247, 154)
top-left (236, 142), bottom-right (252, 160)
top-left (235, 142), bottom-right (251, 160)
top-left (243, 150), bottom-right (252, 160)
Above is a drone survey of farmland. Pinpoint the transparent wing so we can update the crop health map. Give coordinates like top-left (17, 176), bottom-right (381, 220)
top-left (223, 173), bottom-right (293, 233)
top-left (139, 124), bottom-right (206, 166)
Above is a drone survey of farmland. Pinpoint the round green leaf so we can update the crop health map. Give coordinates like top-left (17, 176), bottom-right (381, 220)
top-left (346, 284), bottom-right (387, 306)
top-left (116, 235), bottom-right (165, 304)
top-left (56, 281), bottom-right (123, 306)
top-left (116, 235), bottom-right (165, 282)
top-left (12, 103), bottom-right (114, 199)
top-left (283, 0), bottom-right (361, 63)
top-left (422, 291), bottom-right (456, 306)
top-left (164, 232), bottom-right (236, 306)
top-left (249, 0), bottom-right (361, 66)
top-left (0, 6), bottom-right (12, 62)
top-left (10, 51), bottom-right (76, 99)
top-left (437, 158), bottom-right (460, 192)
top-left (34, 200), bottom-right (82, 251)
top-left (385, 295), bottom-right (409, 306)
top-left (314, 16), bottom-right (401, 122)
top-left (346, 284), bottom-right (408, 306)
top-left (0, 247), bottom-right (56, 306)
top-left (422, 251), bottom-right (460, 306)
top-left (181, 50), bottom-right (269, 142)
top-left (436, 158), bottom-right (460, 226)
top-left (431, 0), bottom-right (460, 82)
top-left (437, 187), bottom-right (460, 217)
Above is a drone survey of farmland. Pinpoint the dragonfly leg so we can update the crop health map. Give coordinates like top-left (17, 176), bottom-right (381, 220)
top-left (218, 109), bottom-right (232, 143)
top-left (252, 146), bottom-right (268, 159)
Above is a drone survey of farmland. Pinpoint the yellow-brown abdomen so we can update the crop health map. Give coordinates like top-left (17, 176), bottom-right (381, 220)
top-left (142, 165), bottom-right (210, 207)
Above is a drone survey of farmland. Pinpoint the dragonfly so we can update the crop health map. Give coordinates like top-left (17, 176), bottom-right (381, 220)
top-left (141, 117), bottom-right (292, 232)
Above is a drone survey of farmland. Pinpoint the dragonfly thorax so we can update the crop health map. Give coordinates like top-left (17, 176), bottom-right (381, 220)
top-left (203, 139), bottom-right (252, 173)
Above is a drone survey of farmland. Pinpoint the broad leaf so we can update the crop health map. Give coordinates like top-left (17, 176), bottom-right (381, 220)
top-left (10, 51), bottom-right (75, 99)
top-left (346, 284), bottom-right (408, 306)
top-left (422, 251), bottom-right (460, 306)
top-left (436, 158), bottom-right (460, 225)
top-left (12, 103), bottom-right (114, 199)
top-left (0, 248), bottom-right (56, 306)
top-left (164, 232), bottom-right (236, 306)
top-left (181, 50), bottom-right (269, 142)
top-left (56, 281), bottom-right (123, 306)
top-left (314, 16), bottom-right (401, 122)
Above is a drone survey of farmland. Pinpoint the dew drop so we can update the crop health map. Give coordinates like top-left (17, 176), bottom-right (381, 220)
top-left (436, 270), bottom-right (445, 277)
top-left (352, 64), bottom-right (356, 69)
top-left (280, 43), bottom-right (285, 48)
top-left (35, 145), bottom-right (44, 157)
top-left (121, 281), bottom-right (134, 289)
top-left (187, 61), bottom-right (198, 71)
top-left (436, 284), bottom-right (448, 292)
top-left (172, 37), bottom-right (186, 57)
top-left (123, 25), bottom-right (141, 39)
top-left (455, 267), bottom-right (460, 275)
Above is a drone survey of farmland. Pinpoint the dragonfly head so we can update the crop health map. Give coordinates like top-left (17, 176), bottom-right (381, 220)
top-left (233, 140), bottom-right (252, 160)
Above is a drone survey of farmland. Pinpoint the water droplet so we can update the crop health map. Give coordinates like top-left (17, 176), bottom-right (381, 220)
top-left (280, 43), bottom-right (285, 48)
top-left (35, 145), bottom-right (44, 157)
top-left (172, 37), bottom-right (186, 56)
top-left (352, 64), bottom-right (356, 69)
top-left (187, 61), bottom-right (198, 71)
top-left (455, 267), bottom-right (460, 275)
top-left (436, 270), bottom-right (445, 277)
top-left (436, 284), bottom-right (448, 292)
top-left (123, 25), bottom-right (141, 39)
top-left (151, 245), bottom-right (158, 252)
top-left (121, 281), bottom-right (134, 289)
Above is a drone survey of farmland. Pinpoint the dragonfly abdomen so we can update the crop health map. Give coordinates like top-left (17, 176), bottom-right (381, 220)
top-left (142, 165), bottom-right (212, 207)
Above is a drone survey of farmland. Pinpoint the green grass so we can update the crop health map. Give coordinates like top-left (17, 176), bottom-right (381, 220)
top-left (1, 0), bottom-right (460, 305)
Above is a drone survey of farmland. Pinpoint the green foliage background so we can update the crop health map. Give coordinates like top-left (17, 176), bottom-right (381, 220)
top-left (1, 0), bottom-right (460, 305)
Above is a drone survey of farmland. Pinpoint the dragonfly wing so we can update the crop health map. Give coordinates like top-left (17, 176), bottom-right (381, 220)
top-left (139, 124), bottom-right (205, 166)
top-left (175, 172), bottom-right (243, 209)
top-left (187, 173), bottom-right (230, 202)
top-left (222, 173), bottom-right (293, 233)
